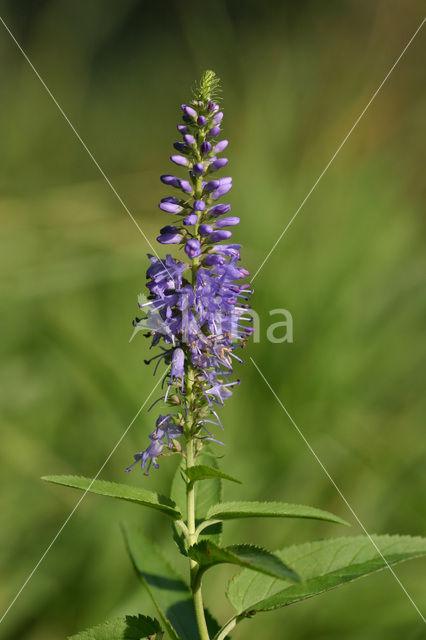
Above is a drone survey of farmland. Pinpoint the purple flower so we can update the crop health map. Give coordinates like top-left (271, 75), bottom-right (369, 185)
top-left (192, 163), bottom-right (204, 176)
top-left (185, 238), bottom-right (202, 258)
top-left (170, 348), bottom-right (185, 389)
top-left (182, 104), bottom-right (197, 119)
top-left (197, 115), bottom-right (207, 126)
top-left (179, 179), bottom-right (193, 194)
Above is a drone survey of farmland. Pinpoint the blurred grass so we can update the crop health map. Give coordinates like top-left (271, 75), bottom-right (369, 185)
top-left (0, 0), bottom-right (425, 638)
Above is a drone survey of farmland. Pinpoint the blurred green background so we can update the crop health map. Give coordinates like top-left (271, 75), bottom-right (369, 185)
top-left (0, 1), bottom-right (425, 638)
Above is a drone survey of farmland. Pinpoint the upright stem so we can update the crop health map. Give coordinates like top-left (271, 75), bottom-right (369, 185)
top-left (186, 438), bottom-right (210, 640)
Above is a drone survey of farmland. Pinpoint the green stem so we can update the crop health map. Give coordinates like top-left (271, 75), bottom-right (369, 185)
top-left (214, 615), bottom-right (242, 640)
top-left (186, 437), bottom-right (210, 640)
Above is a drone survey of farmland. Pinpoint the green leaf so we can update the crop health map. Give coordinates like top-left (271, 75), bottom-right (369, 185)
top-left (226, 534), bottom-right (426, 615)
top-left (188, 540), bottom-right (300, 582)
top-left (43, 475), bottom-right (181, 519)
top-left (122, 523), bottom-right (220, 640)
top-left (68, 614), bottom-right (163, 639)
top-left (206, 501), bottom-right (349, 526)
top-left (184, 465), bottom-right (242, 485)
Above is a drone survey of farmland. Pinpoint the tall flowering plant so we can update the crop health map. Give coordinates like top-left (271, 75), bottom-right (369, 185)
top-left (45, 72), bottom-right (426, 640)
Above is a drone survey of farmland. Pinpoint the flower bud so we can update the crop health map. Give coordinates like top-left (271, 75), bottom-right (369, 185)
top-left (210, 183), bottom-right (232, 199)
top-left (159, 202), bottom-right (183, 213)
top-left (182, 104), bottom-right (197, 119)
top-left (157, 230), bottom-right (182, 244)
top-left (177, 124), bottom-right (189, 133)
top-left (171, 155), bottom-right (189, 167)
top-left (214, 140), bottom-right (229, 153)
top-left (209, 203), bottom-right (231, 216)
top-left (173, 142), bottom-right (188, 153)
top-left (183, 134), bottom-right (196, 146)
top-left (204, 180), bottom-right (220, 192)
top-left (183, 213), bottom-right (198, 225)
top-left (208, 125), bottom-right (221, 138)
top-left (203, 254), bottom-right (226, 266)
top-left (200, 141), bottom-right (212, 155)
top-left (199, 224), bottom-right (213, 235)
top-left (192, 163), bottom-right (204, 176)
top-left (214, 216), bottom-right (240, 227)
top-left (209, 230), bottom-right (232, 242)
top-left (213, 111), bottom-right (223, 124)
top-left (160, 174), bottom-right (180, 187)
top-left (185, 238), bottom-right (202, 258)
top-left (179, 180), bottom-right (193, 194)
top-left (193, 200), bottom-right (206, 211)
top-left (197, 115), bottom-right (207, 126)
top-left (210, 158), bottom-right (229, 170)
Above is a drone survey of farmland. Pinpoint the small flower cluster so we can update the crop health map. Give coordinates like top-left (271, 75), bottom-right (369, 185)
top-left (127, 71), bottom-right (253, 475)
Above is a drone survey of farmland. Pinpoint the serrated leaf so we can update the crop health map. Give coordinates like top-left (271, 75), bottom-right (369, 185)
top-left (188, 540), bottom-right (300, 582)
top-left (226, 534), bottom-right (426, 614)
top-left (184, 465), bottom-right (242, 485)
top-left (68, 614), bottom-right (163, 639)
top-left (206, 501), bottom-right (349, 526)
top-left (122, 523), bottom-right (220, 640)
top-left (43, 475), bottom-right (181, 519)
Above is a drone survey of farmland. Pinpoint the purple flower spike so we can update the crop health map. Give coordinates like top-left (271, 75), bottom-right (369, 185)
top-left (208, 125), bottom-right (221, 138)
top-left (209, 230), bottom-right (232, 242)
top-left (192, 163), bottom-right (204, 176)
top-left (200, 141), bottom-right (212, 155)
top-left (130, 71), bottom-right (253, 475)
top-left (179, 179), bottom-right (193, 194)
top-left (159, 202), bottom-right (183, 214)
top-left (183, 134), bottom-right (196, 146)
top-left (194, 200), bottom-right (206, 211)
top-left (210, 158), bottom-right (229, 171)
top-left (209, 203), bottom-right (231, 216)
top-left (210, 183), bottom-right (233, 199)
top-left (214, 140), bottom-right (229, 153)
top-left (185, 238), bottom-right (202, 258)
top-left (199, 224), bottom-right (213, 236)
top-left (214, 216), bottom-right (240, 227)
top-left (171, 155), bottom-right (189, 167)
top-left (183, 213), bottom-right (198, 225)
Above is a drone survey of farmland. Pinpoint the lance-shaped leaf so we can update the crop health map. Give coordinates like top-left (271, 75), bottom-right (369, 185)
top-left (226, 534), bottom-right (426, 615)
top-left (206, 501), bottom-right (349, 526)
top-left (43, 475), bottom-right (181, 519)
top-left (188, 540), bottom-right (300, 582)
top-left (122, 523), bottom-right (221, 640)
top-left (184, 465), bottom-right (242, 485)
top-left (68, 614), bottom-right (163, 639)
